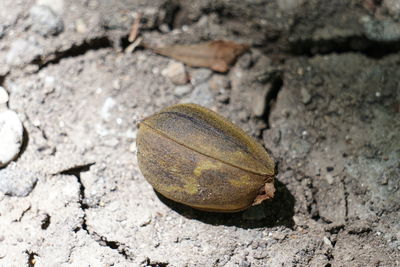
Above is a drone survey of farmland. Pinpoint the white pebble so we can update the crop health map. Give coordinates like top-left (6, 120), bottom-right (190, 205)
top-left (174, 85), bottom-right (192, 97)
top-left (323, 236), bottom-right (333, 248)
top-left (0, 110), bottom-right (23, 167)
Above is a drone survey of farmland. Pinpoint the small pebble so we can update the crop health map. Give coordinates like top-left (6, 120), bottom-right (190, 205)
top-left (270, 231), bottom-right (287, 240)
top-left (0, 110), bottom-right (23, 168)
top-left (301, 87), bottom-right (312, 104)
top-left (0, 164), bottom-right (37, 197)
top-left (75, 18), bottom-right (88, 33)
top-left (323, 236), bottom-right (333, 248)
top-left (112, 79), bottom-right (121, 90)
top-left (6, 39), bottom-right (43, 66)
top-left (325, 174), bottom-right (334, 185)
top-left (190, 69), bottom-right (212, 86)
top-left (384, 0), bottom-right (400, 17)
top-left (173, 85), bottom-right (192, 97)
top-left (159, 23), bottom-right (170, 33)
top-left (251, 89), bottom-right (268, 116)
top-left (29, 5), bottom-right (64, 36)
top-left (161, 61), bottom-right (188, 85)
top-left (182, 83), bottom-right (213, 107)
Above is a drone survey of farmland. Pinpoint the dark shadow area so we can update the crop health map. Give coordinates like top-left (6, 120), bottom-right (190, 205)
top-left (261, 74), bottom-right (283, 130)
top-left (147, 258), bottom-right (169, 267)
top-left (32, 37), bottom-right (113, 70)
top-left (287, 36), bottom-right (400, 59)
top-left (26, 250), bottom-right (38, 267)
top-left (18, 126), bottom-right (29, 161)
top-left (59, 163), bottom-right (95, 233)
top-left (0, 73), bottom-right (7, 86)
top-left (58, 163), bottom-right (95, 176)
top-left (155, 179), bottom-right (295, 229)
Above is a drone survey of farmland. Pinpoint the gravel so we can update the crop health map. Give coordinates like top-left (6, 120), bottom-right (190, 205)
top-left (0, 164), bottom-right (37, 197)
top-left (0, 109), bottom-right (23, 168)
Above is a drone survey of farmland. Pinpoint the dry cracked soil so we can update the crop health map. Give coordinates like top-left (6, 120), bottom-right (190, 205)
top-left (0, 0), bottom-right (399, 266)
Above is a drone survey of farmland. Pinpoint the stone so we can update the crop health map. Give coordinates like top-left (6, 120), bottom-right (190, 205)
top-left (173, 85), bottom-right (192, 97)
top-left (29, 5), bottom-right (64, 36)
top-left (249, 87), bottom-right (269, 117)
top-left (161, 61), bottom-right (188, 85)
top-left (75, 19), bottom-right (88, 33)
top-left (0, 109), bottom-right (23, 168)
top-left (323, 236), bottom-right (333, 248)
top-left (182, 83), bottom-right (214, 107)
top-left (270, 232), bottom-right (287, 240)
top-left (0, 164), bottom-right (38, 197)
top-left (6, 39), bottom-right (43, 66)
top-left (362, 16), bottom-right (400, 41)
top-left (301, 87), bottom-right (312, 104)
top-left (190, 69), bottom-right (212, 86)
top-left (384, 0), bottom-right (400, 18)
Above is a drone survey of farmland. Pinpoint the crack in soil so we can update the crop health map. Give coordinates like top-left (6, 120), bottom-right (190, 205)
top-left (286, 36), bottom-right (400, 59)
top-left (31, 37), bottom-right (113, 71)
top-left (90, 231), bottom-right (135, 262)
top-left (26, 250), bottom-right (39, 267)
top-left (57, 163), bottom-right (135, 262)
top-left (146, 257), bottom-right (169, 267)
top-left (341, 178), bottom-right (349, 222)
top-left (262, 74), bottom-right (283, 130)
top-left (15, 205), bottom-right (31, 222)
top-left (56, 164), bottom-right (93, 233)
top-left (0, 73), bottom-right (8, 86)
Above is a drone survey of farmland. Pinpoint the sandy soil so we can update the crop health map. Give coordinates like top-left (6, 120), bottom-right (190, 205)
top-left (0, 0), bottom-right (399, 266)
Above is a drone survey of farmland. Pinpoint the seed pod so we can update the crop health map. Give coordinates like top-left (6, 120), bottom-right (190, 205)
top-left (136, 103), bottom-right (275, 212)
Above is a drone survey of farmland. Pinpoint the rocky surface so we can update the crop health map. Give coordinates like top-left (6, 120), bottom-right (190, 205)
top-left (0, 0), bottom-right (399, 266)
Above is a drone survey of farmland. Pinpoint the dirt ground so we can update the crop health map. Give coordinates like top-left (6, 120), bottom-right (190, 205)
top-left (0, 0), bottom-right (399, 266)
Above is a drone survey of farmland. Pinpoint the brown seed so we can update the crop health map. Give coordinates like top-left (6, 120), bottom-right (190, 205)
top-left (136, 103), bottom-right (275, 212)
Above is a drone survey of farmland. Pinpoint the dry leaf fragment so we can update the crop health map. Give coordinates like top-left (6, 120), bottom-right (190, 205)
top-left (146, 40), bottom-right (249, 72)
